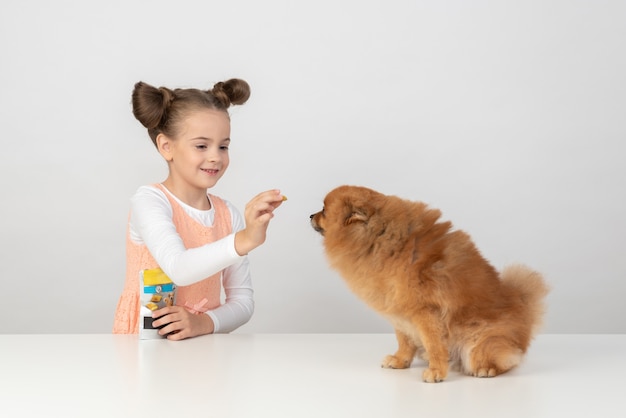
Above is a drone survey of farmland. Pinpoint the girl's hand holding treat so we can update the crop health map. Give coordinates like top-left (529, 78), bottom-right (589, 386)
top-left (235, 189), bottom-right (286, 256)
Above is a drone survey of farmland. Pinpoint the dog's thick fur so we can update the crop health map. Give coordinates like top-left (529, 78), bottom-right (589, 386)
top-left (310, 185), bottom-right (549, 383)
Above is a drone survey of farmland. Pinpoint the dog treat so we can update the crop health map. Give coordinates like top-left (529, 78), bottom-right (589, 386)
top-left (282, 195), bottom-right (288, 201)
top-left (145, 302), bottom-right (159, 311)
top-left (150, 295), bottom-right (162, 303)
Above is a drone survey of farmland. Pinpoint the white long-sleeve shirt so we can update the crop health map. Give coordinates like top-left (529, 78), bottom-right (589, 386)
top-left (129, 185), bottom-right (253, 333)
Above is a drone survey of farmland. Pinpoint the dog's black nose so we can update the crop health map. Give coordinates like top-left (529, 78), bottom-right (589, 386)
top-left (310, 214), bottom-right (315, 219)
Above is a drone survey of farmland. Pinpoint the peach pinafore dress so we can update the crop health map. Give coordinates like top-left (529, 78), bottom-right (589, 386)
top-left (112, 184), bottom-right (232, 334)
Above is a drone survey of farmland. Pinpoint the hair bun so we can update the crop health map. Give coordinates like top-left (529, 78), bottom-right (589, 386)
top-left (131, 82), bottom-right (174, 130)
top-left (211, 78), bottom-right (251, 108)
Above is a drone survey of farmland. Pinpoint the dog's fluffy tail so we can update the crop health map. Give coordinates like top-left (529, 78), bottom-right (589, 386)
top-left (501, 264), bottom-right (550, 337)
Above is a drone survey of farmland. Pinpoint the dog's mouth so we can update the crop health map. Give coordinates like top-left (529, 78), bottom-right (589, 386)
top-left (310, 214), bottom-right (325, 235)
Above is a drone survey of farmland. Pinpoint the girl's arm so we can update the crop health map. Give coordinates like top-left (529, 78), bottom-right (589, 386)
top-left (129, 186), bottom-right (244, 286)
top-left (206, 259), bottom-right (254, 333)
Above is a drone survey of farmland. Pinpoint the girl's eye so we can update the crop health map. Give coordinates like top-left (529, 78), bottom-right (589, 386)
top-left (220, 146), bottom-right (229, 151)
top-left (195, 144), bottom-right (207, 150)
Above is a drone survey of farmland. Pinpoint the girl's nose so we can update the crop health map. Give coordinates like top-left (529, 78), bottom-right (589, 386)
top-left (207, 151), bottom-right (220, 162)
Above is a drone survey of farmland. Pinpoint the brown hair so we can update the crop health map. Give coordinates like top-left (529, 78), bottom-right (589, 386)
top-left (131, 78), bottom-right (251, 146)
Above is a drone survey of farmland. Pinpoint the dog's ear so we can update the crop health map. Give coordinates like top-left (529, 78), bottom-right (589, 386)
top-left (345, 209), bottom-right (369, 225)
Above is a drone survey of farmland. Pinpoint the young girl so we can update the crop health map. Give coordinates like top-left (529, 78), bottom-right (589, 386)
top-left (113, 78), bottom-right (284, 340)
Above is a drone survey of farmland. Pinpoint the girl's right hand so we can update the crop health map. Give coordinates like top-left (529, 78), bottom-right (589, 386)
top-left (234, 189), bottom-right (285, 255)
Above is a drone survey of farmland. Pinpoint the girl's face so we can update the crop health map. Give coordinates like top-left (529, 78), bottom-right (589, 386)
top-left (158, 109), bottom-right (231, 194)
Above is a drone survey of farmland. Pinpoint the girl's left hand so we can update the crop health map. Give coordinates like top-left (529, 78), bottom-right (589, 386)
top-left (151, 306), bottom-right (215, 340)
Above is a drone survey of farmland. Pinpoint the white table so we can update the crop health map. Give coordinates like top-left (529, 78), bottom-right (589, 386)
top-left (0, 334), bottom-right (624, 417)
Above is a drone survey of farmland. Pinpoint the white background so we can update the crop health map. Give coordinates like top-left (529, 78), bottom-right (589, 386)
top-left (1, 0), bottom-right (624, 334)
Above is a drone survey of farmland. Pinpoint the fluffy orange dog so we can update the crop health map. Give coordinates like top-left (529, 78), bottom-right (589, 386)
top-left (310, 185), bottom-right (549, 383)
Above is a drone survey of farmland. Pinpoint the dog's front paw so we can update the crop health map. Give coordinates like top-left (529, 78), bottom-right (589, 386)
top-left (381, 354), bottom-right (411, 369)
top-left (422, 368), bottom-right (446, 383)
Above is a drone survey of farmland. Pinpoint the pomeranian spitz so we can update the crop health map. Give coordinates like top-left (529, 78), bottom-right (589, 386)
top-left (310, 185), bottom-right (549, 383)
